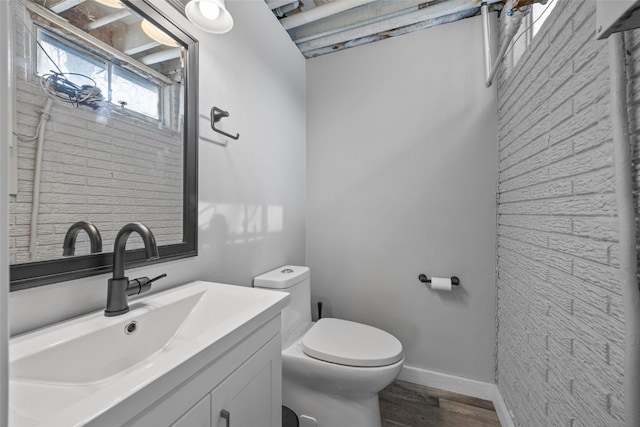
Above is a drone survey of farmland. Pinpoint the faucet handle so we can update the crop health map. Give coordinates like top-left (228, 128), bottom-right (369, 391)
top-left (149, 273), bottom-right (167, 283)
top-left (127, 273), bottom-right (167, 296)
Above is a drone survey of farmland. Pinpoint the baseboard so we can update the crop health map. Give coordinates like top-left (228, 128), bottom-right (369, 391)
top-left (490, 384), bottom-right (515, 427)
top-left (398, 365), bottom-right (494, 400)
top-left (398, 366), bottom-right (515, 427)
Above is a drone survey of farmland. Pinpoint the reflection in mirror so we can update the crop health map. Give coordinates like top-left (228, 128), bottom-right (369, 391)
top-left (9, 0), bottom-right (198, 289)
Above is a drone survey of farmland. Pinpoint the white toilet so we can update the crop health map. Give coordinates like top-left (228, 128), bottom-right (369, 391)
top-left (254, 266), bottom-right (404, 427)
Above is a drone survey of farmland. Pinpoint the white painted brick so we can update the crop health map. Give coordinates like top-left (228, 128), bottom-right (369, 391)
top-left (499, 157), bottom-right (532, 182)
top-left (547, 193), bottom-right (616, 216)
top-left (499, 198), bottom-right (548, 215)
top-left (497, 2), bottom-right (625, 426)
top-left (572, 258), bottom-right (620, 292)
top-left (573, 298), bottom-right (624, 348)
top-left (548, 60), bottom-right (575, 111)
top-left (608, 291), bottom-right (625, 323)
top-left (499, 225), bottom-right (549, 247)
top-left (549, 105), bottom-right (602, 146)
top-left (548, 233), bottom-right (611, 264)
top-left (499, 135), bottom-right (548, 172)
top-left (531, 279), bottom-right (572, 313)
top-left (574, 68), bottom-right (609, 114)
top-left (500, 247), bottom-right (549, 280)
top-left (547, 269), bottom-right (612, 315)
top-left (500, 177), bottom-right (572, 203)
top-left (498, 235), bottom-right (532, 257)
top-left (499, 214), bottom-right (572, 234)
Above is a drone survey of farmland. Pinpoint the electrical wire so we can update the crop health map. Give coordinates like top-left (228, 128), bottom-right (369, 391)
top-left (15, 113), bottom-right (48, 142)
top-left (21, 21), bottom-right (62, 74)
top-left (20, 20), bottom-right (103, 108)
top-left (39, 72), bottom-right (104, 109)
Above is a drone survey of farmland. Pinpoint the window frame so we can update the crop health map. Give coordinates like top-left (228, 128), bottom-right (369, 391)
top-left (505, 1), bottom-right (558, 76)
top-left (34, 26), bottom-right (164, 122)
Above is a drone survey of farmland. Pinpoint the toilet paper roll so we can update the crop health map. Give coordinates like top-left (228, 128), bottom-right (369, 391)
top-left (430, 277), bottom-right (452, 291)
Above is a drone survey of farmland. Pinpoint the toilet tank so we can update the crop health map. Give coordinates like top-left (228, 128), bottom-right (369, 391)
top-left (254, 266), bottom-right (311, 338)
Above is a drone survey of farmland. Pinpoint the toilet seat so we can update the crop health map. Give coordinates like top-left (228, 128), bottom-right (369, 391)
top-left (302, 318), bottom-right (403, 367)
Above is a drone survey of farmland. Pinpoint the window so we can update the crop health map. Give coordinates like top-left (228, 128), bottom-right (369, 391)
top-left (507, 0), bottom-right (558, 74)
top-left (35, 27), bottom-right (162, 120)
top-left (532, 1), bottom-right (557, 38)
top-left (36, 30), bottom-right (108, 94)
top-left (112, 67), bottom-right (160, 120)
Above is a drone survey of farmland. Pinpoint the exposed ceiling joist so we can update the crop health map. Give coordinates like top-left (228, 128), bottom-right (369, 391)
top-left (85, 9), bottom-right (130, 30)
top-left (50, 0), bottom-right (88, 13)
top-left (27, 1), bottom-right (172, 83)
top-left (139, 47), bottom-right (182, 65)
top-left (124, 41), bottom-right (161, 56)
top-left (266, 0), bottom-right (298, 10)
top-left (295, 0), bottom-right (502, 55)
top-left (305, 6), bottom-right (477, 57)
top-left (280, 0), bottom-right (378, 30)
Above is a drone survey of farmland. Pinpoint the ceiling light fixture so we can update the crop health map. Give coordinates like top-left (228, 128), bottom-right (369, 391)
top-left (141, 20), bottom-right (180, 47)
top-left (93, 0), bottom-right (124, 8)
top-left (185, 0), bottom-right (233, 34)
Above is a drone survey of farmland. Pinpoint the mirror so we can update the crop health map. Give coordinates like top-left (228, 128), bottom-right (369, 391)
top-left (9, 0), bottom-right (198, 290)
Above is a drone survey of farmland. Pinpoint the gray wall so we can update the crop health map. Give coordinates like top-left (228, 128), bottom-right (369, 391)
top-left (496, 1), bottom-right (628, 425)
top-left (7, 0), bottom-right (307, 336)
top-left (306, 15), bottom-right (498, 382)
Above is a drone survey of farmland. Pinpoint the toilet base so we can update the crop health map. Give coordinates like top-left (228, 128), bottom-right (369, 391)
top-left (281, 337), bottom-right (403, 427)
top-left (283, 380), bottom-right (382, 427)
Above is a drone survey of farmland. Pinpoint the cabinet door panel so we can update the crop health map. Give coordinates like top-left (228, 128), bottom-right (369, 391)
top-left (121, 319), bottom-right (281, 427)
top-left (171, 395), bottom-right (211, 427)
top-left (211, 336), bottom-right (282, 427)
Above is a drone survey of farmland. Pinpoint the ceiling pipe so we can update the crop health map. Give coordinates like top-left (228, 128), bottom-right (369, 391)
top-left (274, 1), bottom-right (300, 18)
top-left (266, 0), bottom-right (297, 10)
top-left (481, 0), bottom-right (525, 87)
top-left (609, 31), bottom-right (640, 427)
top-left (295, 0), bottom-right (502, 53)
top-left (124, 41), bottom-right (161, 56)
top-left (281, 0), bottom-right (379, 30)
top-left (303, 6), bottom-right (477, 57)
top-left (481, 2), bottom-right (492, 84)
top-left (84, 9), bottom-right (130, 30)
top-left (50, 0), bottom-right (87, 13)
top-left (139, 47), bottom-right (182, 65)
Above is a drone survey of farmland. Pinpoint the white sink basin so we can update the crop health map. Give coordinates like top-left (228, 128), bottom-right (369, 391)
top-left (9, 281), bottom-right (289, 427)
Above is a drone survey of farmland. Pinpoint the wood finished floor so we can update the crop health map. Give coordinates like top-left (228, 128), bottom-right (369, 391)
top-left (379, 380), bottom-right (501, 427)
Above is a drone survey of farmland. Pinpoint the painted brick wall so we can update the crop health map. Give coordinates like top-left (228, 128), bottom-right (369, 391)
top-left (9, 4), bottom-right (183, 263)
top-left (496, 1), bottom-right (629, 425)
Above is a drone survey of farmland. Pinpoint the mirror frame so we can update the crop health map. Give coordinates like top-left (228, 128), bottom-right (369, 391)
top-left (10, 0), bottom-right (199, 291)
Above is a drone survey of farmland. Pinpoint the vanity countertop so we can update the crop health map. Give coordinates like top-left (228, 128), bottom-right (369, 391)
top-left (9, 281), bottom-right (289, 427)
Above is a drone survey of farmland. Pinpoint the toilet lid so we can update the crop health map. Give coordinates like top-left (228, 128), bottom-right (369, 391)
top-left (302, 318), bottom-right (403, 367)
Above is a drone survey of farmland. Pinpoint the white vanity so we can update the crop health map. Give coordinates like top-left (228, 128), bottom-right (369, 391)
top-left (9, 281), bottom-right (290, 427)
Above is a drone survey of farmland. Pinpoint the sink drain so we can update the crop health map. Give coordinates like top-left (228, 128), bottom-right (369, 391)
top-left (124, 321), bottom-right (137, 334)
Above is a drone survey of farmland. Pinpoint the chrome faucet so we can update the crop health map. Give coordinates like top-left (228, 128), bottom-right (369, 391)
top-left (105, 222), bottom-right (166, 317)
top-left (62, 221), bottom-right (102, 256)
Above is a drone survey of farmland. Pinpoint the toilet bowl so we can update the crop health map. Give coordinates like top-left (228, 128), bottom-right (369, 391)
top-left (254, 266), bottom-right (404, 427)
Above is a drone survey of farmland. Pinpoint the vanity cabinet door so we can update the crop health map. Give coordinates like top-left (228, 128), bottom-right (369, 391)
top-left (211, 336), bottom-right (282, 427)
top-left (171, 395), bottom-right (211, 427)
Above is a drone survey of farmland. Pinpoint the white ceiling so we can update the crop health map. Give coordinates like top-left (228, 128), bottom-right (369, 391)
top-left (265, 0), bottom-right (505, 58)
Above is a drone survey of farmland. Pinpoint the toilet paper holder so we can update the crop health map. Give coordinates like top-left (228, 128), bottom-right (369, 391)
top-left (418, 274), bottom-right (460, 286)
